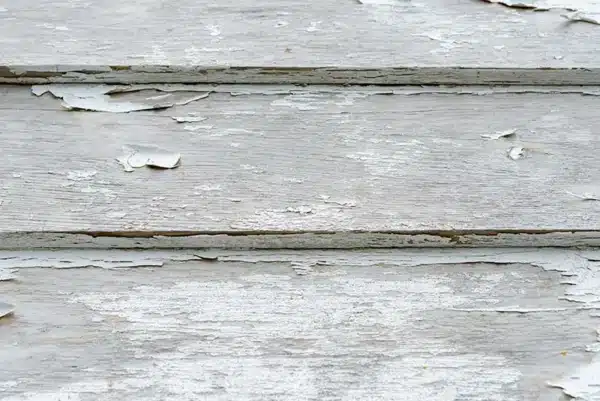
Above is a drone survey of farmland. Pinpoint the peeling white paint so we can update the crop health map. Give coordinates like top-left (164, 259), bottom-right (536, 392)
top-left (0, 301), bottom-right (15, 318)
top-left (566, 190), bottom-right (600, 201)
top-left (67, 170), bottom-right (97, 181)
top-left (482, 0), bottom-right (600, 23)
top-left (481, 129), bottom-right (517, 140)
top-left (507, 146), bottom-right (525, 160)
top-left (0, 250), bottom-right (186, 269)
top-left (563, 10), bottom-right (600, 23)
top-left (31, 84), bottom-right (210, 113)
top-left (117, 145), bottom-right (181, 171)
top-left (2, 248), bottom-right (600, 399)
top-left (67, 262), bottom-right (523, 400)
top-left (171, 115), bottom-right (208, 123)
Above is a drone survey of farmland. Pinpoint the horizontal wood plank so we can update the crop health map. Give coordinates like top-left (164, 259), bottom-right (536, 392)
top-left (2, 0), bottom-right (600, 84)
top-left (2, 84), bottom-right (600, 242)
top-left (2, 248), bottom-right (600, 400)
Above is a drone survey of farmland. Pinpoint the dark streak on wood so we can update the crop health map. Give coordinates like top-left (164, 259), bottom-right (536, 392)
top-left (3, 66), bottom-right (600, 85)
top-left (67, 229), bottom-right (596, 237)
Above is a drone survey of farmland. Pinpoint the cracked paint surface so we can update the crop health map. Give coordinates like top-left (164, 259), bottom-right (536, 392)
top-left (1, 248), bottom-right (600, 400)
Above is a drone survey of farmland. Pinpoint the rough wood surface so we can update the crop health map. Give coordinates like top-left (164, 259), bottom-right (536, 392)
top-left (2, 84), bottom-right (600, 242)
top-left (2, 0), bottom-right (600, 84)
top-left (2, 248), bottom-right (600, 400)
top-left (4, 66), bottom-right (600, 86)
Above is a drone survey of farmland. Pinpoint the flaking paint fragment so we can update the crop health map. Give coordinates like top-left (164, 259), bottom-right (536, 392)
top-left (563, 10), bottom-right (600, 23)
top-left (481, 129), bottom-right (517, 140)
top-left (481, 0), bottom-right (600, 24)
top-left (171, 115), bottom-right (208, 123)
top-left (67, 170), bottom-right (97, 181)
top-left (0, 301), bottom-right (14, 318)
top-left (323, 199), bottom-right (358, 208)
top-left (286, 206), bottom-right (313, 215)
top-left (0, 250), bottom-right (175, 269)
top-left (547, 360), bottom-right (600, 399)
top-left (31, 84), bottom-right (210, 113)
top-left (450, 307), bottom-right (569, 313)
top-left (117, 145), bottom-right (181, 172)
top-left (183, 124), bottom-right (214, 132)
top-left (0, 268), bottom-right (16, 281)
top-left (566, 190), bottom-right (600, 201)
top-left (507, 146), bottom-right (525, 160)
top-left (481, 0), bottom-right (542, 9)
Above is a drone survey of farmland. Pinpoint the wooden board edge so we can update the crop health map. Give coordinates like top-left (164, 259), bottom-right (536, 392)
top-left (2, 66), bottom-right (600, 85)
top-left (3, 230), bottom-right (600, 249)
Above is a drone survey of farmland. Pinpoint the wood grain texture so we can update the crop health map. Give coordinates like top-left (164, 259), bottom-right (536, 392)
top-left (2, 0), bottom-right (600, 84)
top-left (4, 66), bottom-right (600, 86)
top-left (2, 248), bottom-right (600, 400)
top-left (2, 84), bottom-right (600, 237)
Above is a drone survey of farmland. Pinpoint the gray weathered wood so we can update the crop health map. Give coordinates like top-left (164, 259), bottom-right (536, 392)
top-left (2, 84), bottom-right (600, 243)
top-left (4, 66), bottom-right (600, 86)
top-left (2, 0), bottom-right (600, 84)
top-left (2, 248), bottom-right (600, 400)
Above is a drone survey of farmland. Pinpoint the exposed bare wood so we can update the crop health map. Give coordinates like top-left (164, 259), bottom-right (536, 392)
top-left (4, 66), bottom-right (600, 86)
top-left (2, 248), bottom-right (600, 400)
top-left (3, 231), bottom-right (600, 250)
top-left (2, 0), bottom-right (600, 85)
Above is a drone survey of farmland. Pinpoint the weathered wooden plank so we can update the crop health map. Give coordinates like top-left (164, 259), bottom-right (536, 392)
top-left (1, 84), bottom-right (600, 243)
top-left (2, 0), bottom-right (600, 84)
top-left (1, 248), bottom-right (600, 400)
top-left (4, 66), bottom-right (600, 86)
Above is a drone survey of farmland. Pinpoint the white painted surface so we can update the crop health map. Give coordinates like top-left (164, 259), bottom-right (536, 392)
top-left (2, 248), bottom-right (600, 400)
top-left (2, 85), bottom-right (600, 236)
top-left (0, 0), bottom-right (598, 67)
top-left (1, 0), bottom-right (600, 84)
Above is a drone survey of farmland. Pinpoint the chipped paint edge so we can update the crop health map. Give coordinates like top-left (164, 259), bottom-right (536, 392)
top-left (2, 66), bottom-right (600, 85)
top-left (3, 230), bottom-right (600, 249)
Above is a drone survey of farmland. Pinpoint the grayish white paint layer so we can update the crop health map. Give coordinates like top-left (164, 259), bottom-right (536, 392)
top-left (2, 85), bottom-right (600, 236)
top-left (2, 248), bottom-right (600, 400)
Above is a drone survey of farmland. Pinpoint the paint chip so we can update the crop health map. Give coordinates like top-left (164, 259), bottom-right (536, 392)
top-left (482, 0), bottom-right (600, 24)
top-left (67, 170), bottom-right (97, 181)
top-left (183, 124), bottom-right (214, 132)
top-left (481, 0), bottom-right (540, 8)
top-left (116, 145), bottom-right (181, 172)
top-left (481, 129), bottom-right (517, 140)
top-left (31, 84), bottom-right (210, 113)
top-left (171, 115), bottom-right (208, 123)
top-left (286, 206), bottom-right (313, 215)
top-left (507, 146), bottom-right (525, 160)
top-left (566, 191), bottom-right (600, 201)
top-left (0, 269), bottom-right (15, 281)
top-left (562, 11), bottom-right (600, 24)
top-left (0, 302), bottom-right (15, 318)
